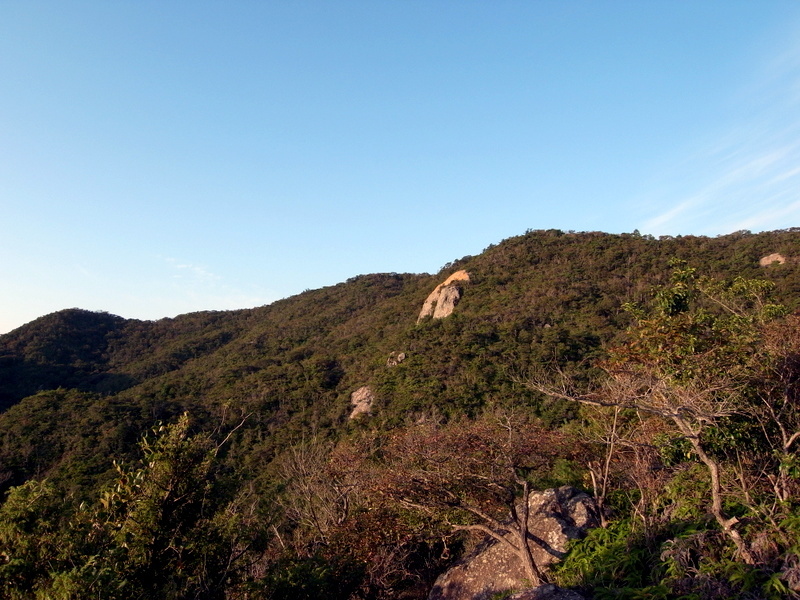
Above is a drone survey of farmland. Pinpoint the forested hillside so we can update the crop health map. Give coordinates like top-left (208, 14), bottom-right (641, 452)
top-left (2, 229), bottom-right (800, 599)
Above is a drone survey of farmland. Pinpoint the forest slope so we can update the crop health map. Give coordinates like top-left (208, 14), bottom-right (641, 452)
top-left (2, 229), bottom-right (800, 488)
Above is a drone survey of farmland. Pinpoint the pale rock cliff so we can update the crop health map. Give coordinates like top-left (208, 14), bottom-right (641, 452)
top-left (418, 270), bottom-right (471, 322)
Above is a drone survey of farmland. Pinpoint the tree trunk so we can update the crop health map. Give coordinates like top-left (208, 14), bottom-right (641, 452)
top-left (516, 480), bottom-right (544, 586)
top-left (673, 415), bottom-right (756, 565)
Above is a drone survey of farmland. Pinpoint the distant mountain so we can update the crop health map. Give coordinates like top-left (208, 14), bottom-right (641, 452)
top-left (0, 309), bottom-right (130, 409)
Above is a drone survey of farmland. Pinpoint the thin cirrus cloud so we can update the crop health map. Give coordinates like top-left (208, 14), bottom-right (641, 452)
top-left (641, 124), bottom-right (800, 236)
top-left (166, 258), bottom-right (220, 283)
top-left (640, 36), bottom-right (800, 236)
top-left (161, 257), bottom-right (274, 315)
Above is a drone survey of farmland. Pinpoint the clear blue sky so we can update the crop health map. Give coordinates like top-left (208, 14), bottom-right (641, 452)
top-left (3, 2), bottom-right (800, 333)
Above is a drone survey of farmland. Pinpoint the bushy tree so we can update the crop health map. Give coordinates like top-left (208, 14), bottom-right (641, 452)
top-left (0, 414), bottom-right (270, 599)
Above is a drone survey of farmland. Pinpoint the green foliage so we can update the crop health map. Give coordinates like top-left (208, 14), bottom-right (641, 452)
top-left (654, 432), bottom-right (695, 466)
top-left (0, 415), bottom-right (270, 599)
top-left (554, 517), bottom-right (798, 600)
top-left (95, 414), bottom-right (224, 598)
top-left (618, 259), bottom-right (781, 385)
top-left (258, 554), bottom-right (363, 600)
top-left (658, 464), bottom-right (710, 521)
top-left (0, 480), bottom-right (73, 599)
top-left (532, 457), bottom-right (585, 489)
top-left (553, 519), bottom-right (656, 593)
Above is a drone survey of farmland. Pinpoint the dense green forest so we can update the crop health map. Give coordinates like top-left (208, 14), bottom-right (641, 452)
top-left (1, 229), bottom-right (800, 599)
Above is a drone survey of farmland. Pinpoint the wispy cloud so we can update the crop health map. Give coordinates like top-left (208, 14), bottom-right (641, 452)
top-left (165, 258), bottom-right (221, 283)
top-left (643, 199), bottom-right (693, 232)
top-left (639, 30), bottom-right (800, 236)
top-left (158, 256), bottom-right (275, 316)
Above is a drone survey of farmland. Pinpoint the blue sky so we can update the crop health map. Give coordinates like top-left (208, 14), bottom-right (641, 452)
top-left (3, 2), bottom-right (800, 333)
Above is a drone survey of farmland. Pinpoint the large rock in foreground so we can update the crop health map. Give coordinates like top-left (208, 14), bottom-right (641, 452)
top-left (428, 486), bottom-right (598, 600)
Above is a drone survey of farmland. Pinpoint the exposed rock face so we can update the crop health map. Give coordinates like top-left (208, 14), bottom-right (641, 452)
top-left (428, 487), bottom-right (598, 600)
top-left (433, 285), bottom-right (463, 319)
top-left (387, 351), bottom-right (407, 367)
top-left (760, 253), bottom-right (787, 266)
top-left (418, 270), bottom-right (471, 322)
top-left (349, 386), bottom-right (375, 418)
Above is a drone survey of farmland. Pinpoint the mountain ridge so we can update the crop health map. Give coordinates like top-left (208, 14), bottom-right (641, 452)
top-left (3, 228), bottom-right (800, 417)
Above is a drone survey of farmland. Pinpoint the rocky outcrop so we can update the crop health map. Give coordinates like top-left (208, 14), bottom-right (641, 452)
top-left (760, 253), bottom-right (787, 266)
top-left (433, 285), bottom-right (463, 319)
top-left (428, 486), bottom-right (598, 600)
top-left (349, 386), bottom-right (375, 418)
top-left (418, 270), bottom-right (470, 322)
top-left (387, 351), bottom-right (407, 367)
